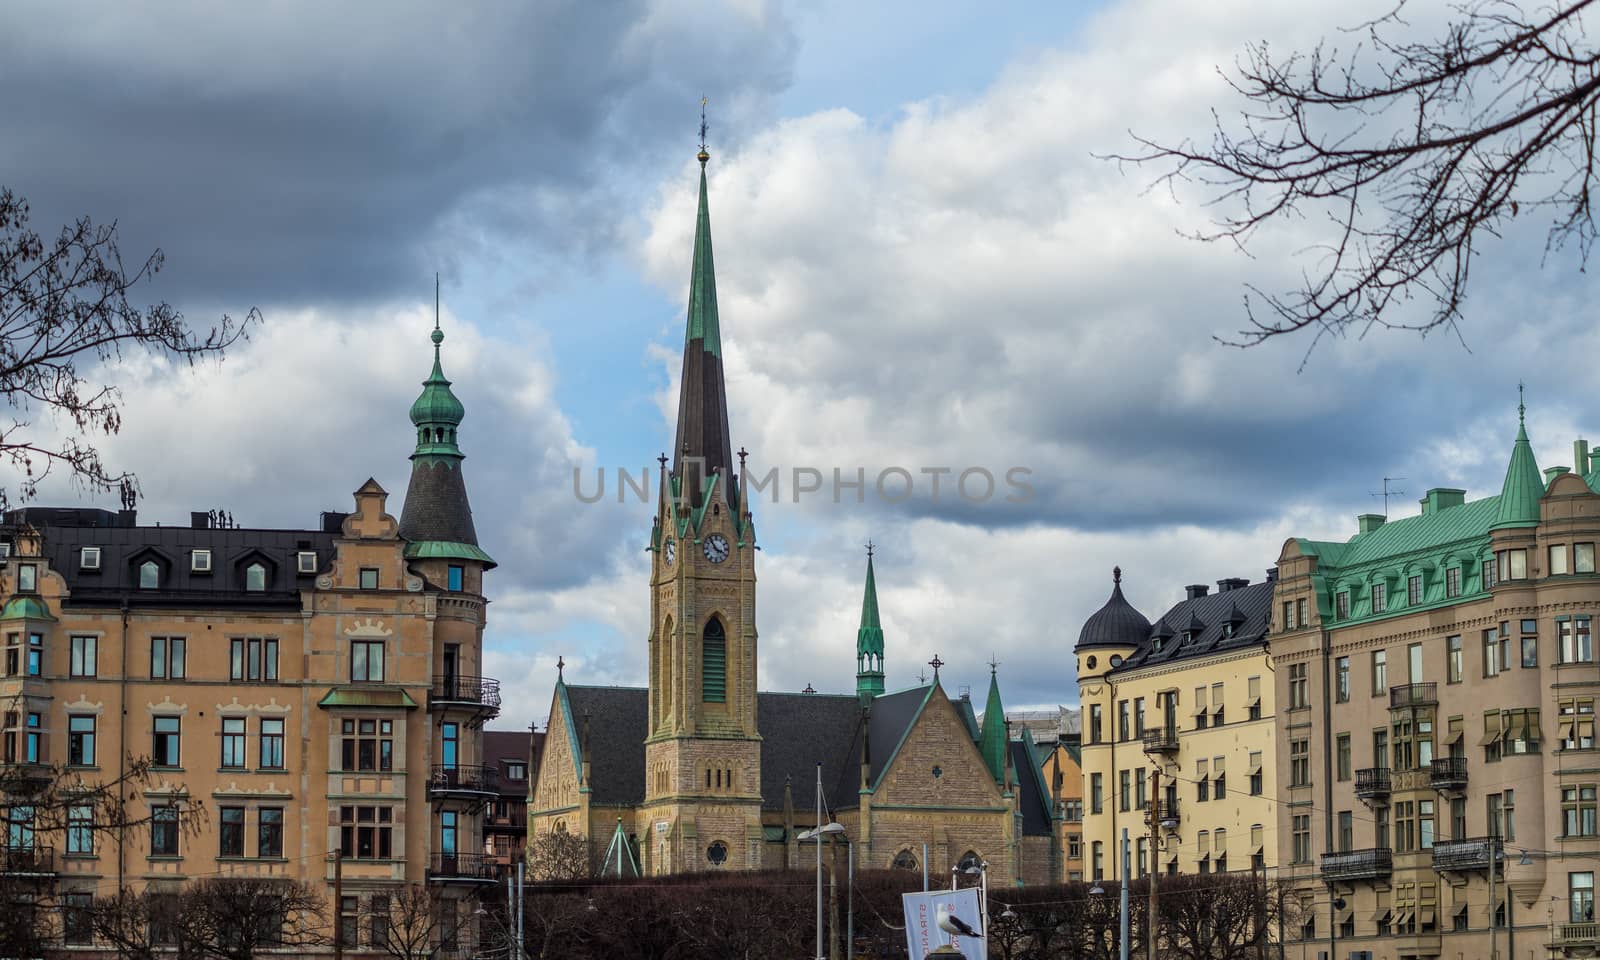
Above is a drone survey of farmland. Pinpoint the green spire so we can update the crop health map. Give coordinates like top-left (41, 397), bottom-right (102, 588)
top-left (978, 663), bottom-right (1007, 783)
top-left (1493, 388), bottom-right (1544, 529)
top-left (685, 162), bottom-right (722, 358)
top-left (409, 296), bottom-right (466, 462)
top-left (856, 545), bottom-right (885, 700)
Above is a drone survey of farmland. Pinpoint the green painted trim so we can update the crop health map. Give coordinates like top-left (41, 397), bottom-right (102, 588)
top-left (556, 681), bottom-right (583, 782)
top-left (528, 804), bottom-right (582, 817)
top-left (404, 540), bottom-right (496, 568)
top-left (0, 596), bottom-right (55, 622)
top-left (871, 683), bottom-right (938, 792)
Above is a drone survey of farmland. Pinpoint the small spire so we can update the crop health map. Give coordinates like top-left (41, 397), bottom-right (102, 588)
top-left (1519, 380), bottom-right (1526, 426)
top-left (1113, 565), bottom-right (1121, 585)
top-left (557, 655), bottom-right (565, 682)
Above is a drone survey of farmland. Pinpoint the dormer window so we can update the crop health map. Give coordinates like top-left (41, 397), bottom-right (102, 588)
top-left (296, 551), bottom-right (317, 575)
top-left (191, 550), bottom-right (212, 573)
top-left (506, 762), bottom-right (526, 780)
top-left (79, 547), bottom-right (101, 571)
top-left (16, 564), bottom-right (36, 593)
top-left (1335, 590), bottom-right (1350, 619)
top-left (139, 561), bottom-right (159, 590)
top-left (244, 563), bottom-right (266, 593)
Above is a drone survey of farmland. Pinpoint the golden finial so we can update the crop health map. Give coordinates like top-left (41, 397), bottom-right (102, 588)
top-left (698, 96), bottom-right (710, 165)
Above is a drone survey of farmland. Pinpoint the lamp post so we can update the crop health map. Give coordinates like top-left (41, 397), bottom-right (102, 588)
top-left (799, 820), bottom-right (847, 960)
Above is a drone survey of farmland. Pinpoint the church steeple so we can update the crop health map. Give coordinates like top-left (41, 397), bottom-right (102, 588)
top-left (671, 140), bottom-right (736, 509)
top-left (978, 663), bottom-right (1008, 783)
top-left (856, 544), bottom-right (886, 701)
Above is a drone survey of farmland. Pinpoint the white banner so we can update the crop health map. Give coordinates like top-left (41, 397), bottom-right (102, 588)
top-left (901, 887), bottom-right (987, 960)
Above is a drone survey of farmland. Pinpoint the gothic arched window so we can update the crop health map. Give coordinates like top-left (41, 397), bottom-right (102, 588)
top-left (245, 563), bottom-right (266, 592)
top-left (893, 849), bottom-right (919, 871)
top-left (139, 560), bottom-right (159, 590)
top-left (702, 618), bottom-right (727, 703)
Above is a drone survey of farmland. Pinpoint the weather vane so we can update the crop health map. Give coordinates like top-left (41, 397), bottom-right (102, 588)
top-left (698, 96), bottom-right (710, 164)
top-left (865, 539), bottom-right (874, 559)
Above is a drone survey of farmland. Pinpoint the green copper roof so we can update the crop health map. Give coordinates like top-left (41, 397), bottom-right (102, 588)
top-left (403, 540), bottom-right (496, 568)
top-left (978, 668), bottom-right (1007, 783)
top-left (317, 687), bottom-right (419, 710)
top-left (858, 555), bottom-right (884, 656)
top-left (409, 324), bottom-right (466, 459)
top-left (685, 165), bottom-right (722, 358)
top-left (0, 596), bottom-right (54, 622)
top-left (1494, 408), bottom-right (1544, 529)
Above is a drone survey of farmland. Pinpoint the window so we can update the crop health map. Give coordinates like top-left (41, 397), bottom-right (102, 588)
top-left (359, 568), bottom-right (379, 590)
top-left (341, 719), bottom-right (394, 771)
top-left (16, 564), bottom-right (35, 592)
top-left (1133, 697), bottom-right (1145, 736)
top-left (1194, 685), bottom-right (1208, 730)
top-left (507, 761), bottom-right (526, 780)
top-left (1374, 728), bottom-right (1389, 769)
top-left (297, 551), bottom-right (317, 574)
top-left (1248, 676), bottom-right (1262, 720)
top-left (371, 896), bottom-right (391, 949)
top-left (1553, 544), bottom-right (1572, 576)
top-left (350, 640), bottom-right (385, 682)
top-left (1483, 557), bottom-right (1497, 589)
top-left (1498, 548), bottom-right (1528, 581)
top-left (1291, 815), bottom-right (1311, 863)
top-left (1565, 785), bottom-right (1599, 838)
top-left (1118, 700), bottom-right (1131, 741)
top-left (1408, 575), bottom-right (1423, 605)
top-left (1090, 773), bottom-right (1103, 814)
top-left (339, 896), bottom-right (359, 950)
top-left (1580, 543), bottom-right (1597, 574)
top-left (1282, 601), bottom-right (1295, 631)
top-left (1446, 565), bottom-right (1461, 597)
top-left (1408, 642), bottom-right (1423, 682)
top-left (139, 560), bottom-right (160, 589)
top-left (1560, 697), bottom-right (1596, 750)
top-left (1371, 581), bottom-right (1387, 614)
top-left (1451, 796), bottom-right (1467, 840)
top-left (152, 716), bottom-right (180, 768)
top-left (1562, 617), bottom-right (1595, 664)
top-left (59, 715), bottom-right (94, 769)
top-left (244, 563), bottom-right (266, 592)
top-left (151, 636), bottom-right (186, 679)
top-left (1376, 806), bottom-right (1390, 849)
top-left (1296, 598), bottom-right (1307, 628)
top-left (447, 565), bottom-right (464, 591)
top-left (701, 619), bottom-right (727, 703)
top-left (1120, 769), bottom-right (1131, 811)
top-left (1249, 751), bottom-right (1263, 795)
top-left (1194, 761), bottom-right (1208, 802)
top-left (1091, 841), bottom-right (1104, 880)
top-left (1484, 628), bottom-right (1505, 677)
top-left (63, 892), bottom-right (93, 945)
top-left (259, 807), bottom-right (283, 858)
top-left (1088, 705), bottom-right (1103, 744)
top-left (1067, 834), bottom-right (1082, 859)
top-left (192, 549), bottom-right (212, 573)
top-left (1336, 734), bottom-right (1351, 781)
top-left (1446, 635), bottom-right (1462, 683)
top-left (1212, 682), bottom-right (1224, 725)
top-left (221, 718), bottom-right (247, 768)
top-left (1064, 799), bottom-right (1083, 822)
top-left (1136, 768), bottom-right (1148, 808)
top-left (339, 805), bottom-right (395, 859)
top-left (24, 711), bottom-right (39, 762)
top-left (1372, 649), bottom-right (1387, 695)
top-left (1395, 801), bottom-right (1415, 852)
top-left (151, 806), bottom-right (179, 856)
top-left (442, 722), bottom-right (459, 769)
top-left (1335, 657), bottom-right (1349, 702)
top-left (1573, 873), bottom-right (1596, 924)
top-left (231, 637), bottom-right (279, 681)
top-left (1335, 590), bottom-right (1350, 619)
top-left (220, 807), bottom-right (245, 857)
top-left (1418, 799), bottom-right (1435, 849)
top-left (67, 804), bottom-right (93, 855)
top-left (1523, 621), bottom-right (1539, 668)
top-left (26, 634), bottom-right (41, 677)
top-left (1337, 811), bottom-right (1353, 852)
top-left (1197, 831), bottom-right (1210, 873)
top-left (1290, 738), bottom-right (1309, 786)
top-left (1288, 663), bottom-right (1308, 709)
top-left (1213, 756), bottom-right (1226, 799)
top-left (260, 718), bottom-right (285, 769)
top-left (1504, 789), bottom-right (1517, 841)
top-left (62, 635), bottom-right (95, 679)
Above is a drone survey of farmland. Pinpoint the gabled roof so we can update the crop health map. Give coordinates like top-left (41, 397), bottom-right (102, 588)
top-left (1010, 732), bottom-right (1054, 837)
top-left (560, 685), bottom-right (649, 807)
top-left (757, 692), bottom-right (863, 813)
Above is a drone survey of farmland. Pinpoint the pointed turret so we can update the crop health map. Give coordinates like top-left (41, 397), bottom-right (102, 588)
top-left (398, 299), bottom-right (494, 567)
top-left (856, 546), bottom-right (886, 700)
top-left (978, 664), bottom-right (1008, 783)
top-left (1493, 393), bottom-right (1544, 530)
top-left (672, 148), bottom-right (736, 509)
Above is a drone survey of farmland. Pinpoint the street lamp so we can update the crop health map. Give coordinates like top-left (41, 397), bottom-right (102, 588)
top-left (799, 821), bottom-right (847, 960)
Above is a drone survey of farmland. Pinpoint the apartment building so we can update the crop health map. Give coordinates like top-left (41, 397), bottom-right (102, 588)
top-left (1272, 408), bottom-right (1600, 959)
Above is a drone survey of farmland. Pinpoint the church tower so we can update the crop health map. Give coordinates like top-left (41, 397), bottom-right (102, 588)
top-left (642, 131), bottom-right (763, 873)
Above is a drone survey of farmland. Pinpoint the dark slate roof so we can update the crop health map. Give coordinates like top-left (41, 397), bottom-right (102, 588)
top-left (867, 685), bottom-right (935, 788)
top-left (483, 730), bottom-right (538, 800)
top-left (1076, 567), bottom-right (1153, 650)
top-left (758, 692), bottom-right (864, 813)
top-left (1010, 739), bottom-right (1053, 837)
top-left (1120, 578), bottom-right (1272, 671)
top-left (398, 460), bottom-right (481, 546)
top-left (563, 686), bottom-right (649, 807)
top-left (6, 508), bottom-right (333, 610)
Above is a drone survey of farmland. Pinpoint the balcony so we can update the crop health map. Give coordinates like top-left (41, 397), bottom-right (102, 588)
top-left (429, 675), bottom-right (501, 723)
top-left (1428, 756), bottom-right (1468, 793)
top-left (1553, 922), bottom-right (1600, 949)
top-left (1142, 728), bottom-right (1179, 756)
top-left (1156, 797), bottom-right (1180, 830)
top-left (1431, 837), bottom-right (1499, 873)
top-left (428, 764), bottom-right (498, 801)
top-left (1390, 682), bottom-right (1438, 709)
top-left (1354, 767), bottom-right (1392, 803)
top-left (427, 851), bottom-right (498, 885)
top-left (0, 845), bottom-right (54, 875)
top-left (1391, 933), bottom-right (1441, 956)
top-left (1319, 847), bottom-right (1393, 883)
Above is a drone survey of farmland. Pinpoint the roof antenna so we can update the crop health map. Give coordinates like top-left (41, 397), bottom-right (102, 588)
top-left (1369, 476), bottom-right (1406, 518)
top-left (434, 272), bottom-right (441, 333)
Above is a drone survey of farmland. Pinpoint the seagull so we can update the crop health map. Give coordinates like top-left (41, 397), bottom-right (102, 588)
top-left (937, 904), bottom-right (984, 939)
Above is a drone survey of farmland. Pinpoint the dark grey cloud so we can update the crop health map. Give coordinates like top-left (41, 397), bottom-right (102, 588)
top-left (0, 1), bottom-right (796, 308)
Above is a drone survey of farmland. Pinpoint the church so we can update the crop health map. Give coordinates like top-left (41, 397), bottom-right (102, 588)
top-left (525, 142), bottom-right (1058, 886)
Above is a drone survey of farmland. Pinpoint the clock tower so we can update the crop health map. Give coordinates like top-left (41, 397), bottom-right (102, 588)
top-left (641, 136), bottom-right (764, 873)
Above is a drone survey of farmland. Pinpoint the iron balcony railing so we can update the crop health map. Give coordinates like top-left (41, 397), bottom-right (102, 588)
top-left (1156, 797), bottom-right (1180, 829)
top-left (429, 675), bottom-right (502, 711)
top-left (1142, 728), bottom-right (1180, 755)
top-left (1429, 756), bottom-right (1468, 792)
top-left (1390, 682), bottom-right (1438, 709)
top-left (0, 845), bottom-right (54, 875)
top-left (428, 764), bottom-right (498, 795)
top-left (1431, 837), bottom-right (1499, 873)
top-left (1319, 847), bottom-right (1393, 882)
top-left (427, 852), bottom-right (498, 883)
top-left (1354, 767), bottom-right (1391, 801)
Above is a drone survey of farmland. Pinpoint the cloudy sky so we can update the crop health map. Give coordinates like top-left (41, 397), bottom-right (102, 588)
top-left (6, 0), bottom-right (1595, 731)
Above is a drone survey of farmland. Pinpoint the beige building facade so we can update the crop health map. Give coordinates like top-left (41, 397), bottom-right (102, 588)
top-left (1272, 412), bottom-right (1600, 960)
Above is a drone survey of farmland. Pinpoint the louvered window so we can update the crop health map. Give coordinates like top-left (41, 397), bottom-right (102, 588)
top-left (702, 619), bottom-right (727, 703)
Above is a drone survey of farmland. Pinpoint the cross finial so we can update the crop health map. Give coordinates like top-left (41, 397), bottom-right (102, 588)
top-left (657, 451), bottom-right (668, 470)
top-left (865, 539), bottom-right (875, 560)
top-left (737, 446), bottom-right (748, 470)
top-left (929, 654), bottom-right (944, 680)
top-left (1518, 381), bottom-right (1526, 424)
top-left (698, 97), bottom-right (710, 165)
top-left (556, 655), bottom-right (565, 681)
top-left (988, 654), bottom-right (1001, 675)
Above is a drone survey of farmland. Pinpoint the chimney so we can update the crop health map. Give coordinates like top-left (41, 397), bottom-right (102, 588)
top-left (1358, 513), bottom-right (1387, 533)
top-left (1184, 584), bottom-right (1209, 600)
top-left (1546, 466), bottom-right (1572, 485)
top-left (1216, 577), bottom-right (1250, 593)
top-left (1418, 488), bottom-right (1466, 515)
top-left (1265, 567), bottom-right (1279, 583)
top-left (190, 511), bottom-right (211, 530)
top-left (1577, 439), bottom-right (1590, 477)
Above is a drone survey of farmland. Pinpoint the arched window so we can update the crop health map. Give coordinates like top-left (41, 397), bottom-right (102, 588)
top-left (957, 850), bottom-right (981, 873)
top-left (892, 849), bottom-right (919, 871)
top-left (702, 618), bottom-right (726, 703)
top-left (245, 563), bottom-right (266, 592)
top-left (707, 841), bottom-right (728, 866)
top-left (139, 561), bottom-right (159, 590)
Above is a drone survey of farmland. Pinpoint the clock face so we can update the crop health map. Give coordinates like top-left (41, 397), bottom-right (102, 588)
top-left (663, 539), bottom-right (676, 564)
top-left (703, 533), bottom-right (730, 563)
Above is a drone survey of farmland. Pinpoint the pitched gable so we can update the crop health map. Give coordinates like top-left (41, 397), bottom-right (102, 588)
top-left (873, 685), bottom-right (1006, 808)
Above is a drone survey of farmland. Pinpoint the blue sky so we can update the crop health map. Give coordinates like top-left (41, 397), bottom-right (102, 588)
top-left (5, 0), bottom-right (1597, 730)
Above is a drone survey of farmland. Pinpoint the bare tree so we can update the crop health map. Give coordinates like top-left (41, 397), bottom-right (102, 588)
top-left (0, 187), bottom-right (255, 507)
top-left (367, 883), bottom-right (479, 960)
top-left (526, 827), bottom-right (590, 881)
top-left (1113, 0), bottom-right (1600, 359)
top-left (1156, 872), bottom-right (1294, 960)
top-left (175, 877), bottom-right (327, 960)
